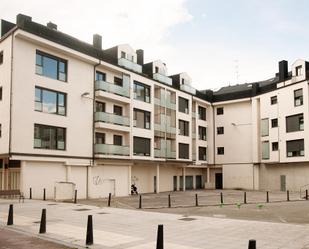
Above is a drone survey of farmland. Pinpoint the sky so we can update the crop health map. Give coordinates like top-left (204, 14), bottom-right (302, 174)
top-left (2, 0), bottom-right (309, 91)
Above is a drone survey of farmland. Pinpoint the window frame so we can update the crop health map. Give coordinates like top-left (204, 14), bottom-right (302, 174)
top-left (287, 139), bottom-right (304, 157)
top-left (95, 71), bottom-right (106, 81)
top-left (198, 106), bottom-right (206, 120)
top-left (198, 146), bottom-right (207, 161)
top-left (133, 108), bottom-right (151, 129)
top-left (133, 136), bottom-right (151, 156)
top-left (113, 135), bottom-right (123, 146)
top-left (198, 126), bottom-right (207, 141)
top-left (286, 113), bottom-right (304, 133)
top-left (294, 89), bottom-right (303, 107)
top-left (217, 147), bottom-right (224, 155)
top-left (217, 107), bottom-right (224, 115)
top-left (179, 143), bottom-right (189, 159)
top-left (34, 124), bottom-right (66, 150)
top-left (178, 119), bottom-right (189, 136)
top-left (133, 81), bottom-right (151, 103)
top-left (0, 51), bottom-right (3, 65)
top-left (271, 118), bottom-right (278, 128)
top-left (272, 142), bottom-right (279, 151)
top-left (217, 126), bottom-right (224, 135)
top-left (178, 97), bottom-right (189, 114)
top-left (270, 96), bottom-right (277, 105)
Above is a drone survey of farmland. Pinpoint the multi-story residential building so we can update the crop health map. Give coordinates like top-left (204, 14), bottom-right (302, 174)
top-left (0, 14), bottom-right (308, 199)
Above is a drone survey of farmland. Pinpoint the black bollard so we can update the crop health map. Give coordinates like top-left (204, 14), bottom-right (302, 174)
top-left (30, 187), bottom-right (32, 199)
top-left (7, 204), bottom-right (13, 226)
top-left (220, 192), bottom-right (223, 204)
top-left (43, 188), bottom-right (46, 201)
top-left (168, 194), bottom-right (171, 208)
top-left (244, 192), bottom-right (247, 204)
top-left (195, 193), bottom-right (198, 207)
top-left (156, 224), bottom-right (164, 249)
top-left (139, 195), bottom-right (142, 209)
top-left (266, 191), bottom-right (269, 203)
top-left (287, 190), bottom-right (290, 201)
top-left (39, 209), bottom-right (46, 234)
top-left (108, 193), bottom-right (111, 207)
top-left (86, 215), bottom-right (93, 245)
top-left (306, 189), bottom-right (308, 200)
top-left (74, 190), bottom-right (77, 204)
top-left (248, 239), bottom-right (256, 249)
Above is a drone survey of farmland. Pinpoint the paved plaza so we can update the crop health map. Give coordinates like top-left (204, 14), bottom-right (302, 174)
top-left (1, 192), bottom-right (309, 249)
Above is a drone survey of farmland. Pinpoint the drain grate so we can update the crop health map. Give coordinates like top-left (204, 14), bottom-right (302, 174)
top-left (178, 217), bottom-right (196, 221)
top-left (73, 208), bottom-right (91, 211)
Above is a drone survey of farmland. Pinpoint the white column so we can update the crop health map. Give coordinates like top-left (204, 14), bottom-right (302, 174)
top-left (87, 166), bottom-right (92, 199)
top-left (207, 167), bottom-right (210, 183)
top-left (182, 167), bottom-right (186, 191)
top-left (20, 161), bottom-right (26, 194)
top-left (66, 165), bottom-right (72, 182)
top-left (128, 165), bottom-right (132, 195)
top-left (156, 164), bottom-right (160, 193)
top-left (193, 174), bottom-right (196, 189)
top-left (1, 159), bottom-right (5, 190)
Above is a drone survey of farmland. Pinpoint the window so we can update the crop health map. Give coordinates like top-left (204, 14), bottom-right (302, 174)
top-left (179, 143), bottom-right (189, 159)
top-left (133, 109), bottom-right (151, 129)
top-left (294, 89), bottom-right (303, 106)
top-left (95, 133), bottom-right (105, 144)
top-left (36, 50), bottom-right (67, 81)
top-left (217, 127), bottom-right (224, 135)
top-left (178, 120), bottom-right (189, 136)
top-left (272, 142), bottom-right (279, 151)
top-left (0, 51), bottom-right (3, 65)
top-left (95, 101), bottom-right (105, 112)
top-left (114, 77), bottom-right (123, 86)
top-left (271, 118), bottom-right (278, 128)
top-left (0, 87), bottom-right (2, 101)
top-left (217, 147), bottom-right (224, 155)
top-left (296, 65), bottom-right (302, 76)
top-left (0, 124), bottom-right (1, 138)
top-left (198, 147), bottom-right (207, 161)
top-left (113, 105), bottom-right (123, 116)
top-left (134, 137), bottom-right (150, 156)
top-left (198, 126), bottom-right (207, 141)
top-left (286, 114), bottom-right (304, 132)
top-left (287, 139), bottom-right (304, 157)
top-left (198, 106), bottom-right (206, 120)
top-left (178, 97), bottom-right (189, 114)
top-left (271, 96), bottom-right (277, 105)
top-left (261, 118), bottom-right (269, 136)
top-left (155, 66), bottom-right (159, 73)
top-left (133, 81), bottom-right (150, 103)
top-left (113, 135), bottom-right (122, 146)
top-left (34, 124), bottom-right (66, 150)
top-left (35, 87), bottom-right (66, 115)
top-left (96, 71), bottom-right (106, 81)
top-left (217, 107), bottom-right (224, 115)
top-left (262, 141), bottom-right (269, 159)
top-left (121, 51), bottom-right (126, 59)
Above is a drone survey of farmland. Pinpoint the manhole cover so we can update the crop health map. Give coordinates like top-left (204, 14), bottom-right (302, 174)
top-left (73, 208), bottom-right (91, 211)
top-left (178, 218), bottom-right (196, 221)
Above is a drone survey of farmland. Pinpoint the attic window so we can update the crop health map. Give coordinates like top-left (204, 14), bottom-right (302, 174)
top-left (0, 51), bottom-right (3, 65)
top-left (181, 78), bottom-right (185, 85)
top-left (121, 51), bottom-right (126, 59)
top-left (155, 66), bottom-right (159, 73)
top-left (296, 65), bottom-right (302, 76)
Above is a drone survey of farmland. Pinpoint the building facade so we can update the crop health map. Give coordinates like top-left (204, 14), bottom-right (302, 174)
top-left (0, 14), bottom-right (308, 199)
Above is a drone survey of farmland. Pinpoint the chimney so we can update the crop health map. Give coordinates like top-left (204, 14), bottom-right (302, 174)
top-left (47, 22), bottom-right (57, 30)
top-left (16, 14), bottom-right (32, 26)
top-left (279, 60), bottom-right (288, 81)
top-left (136, 49), bottom-right (144, 65)
top-left (93, 34), bottom-right (102, 50)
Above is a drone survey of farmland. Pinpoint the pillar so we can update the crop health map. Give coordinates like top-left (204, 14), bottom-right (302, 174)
top-left (207, 167), bottom-right (210, 183)
top-left (87, 166), bottom-right (92, 199)
top-left (156, 164), bottom-right (160, 193)
top-left (66, 165), bottom-right (72, 182)
top-left (182, 167), bottom-right (186, 191)
top-left (1, 159), bottom-right (4, 190)
top-left (128, 165), bottom-right (132, 195)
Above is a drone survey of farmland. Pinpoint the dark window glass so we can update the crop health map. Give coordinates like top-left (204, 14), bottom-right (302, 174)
top-left (113, 135), bottom-right (122, 146)
top-left (198, 126), bottom-right (207, 140)
top-left (0, 87), bottom-right (2, 101)
top-left (113, 105), bottom-right (123, 116)
top-left (217, 107), bottom-right (224, 115)
top-left (198, 147), bottom-right (207, 161)
top-left (217, 127), bottom-right (224, 135)
top-left (95, 101), bottom-right (105, 112)
top-left (0, 51), bottom-right (3, 64)
top-left (35, 87), bottom-right (66, 115)
top-left (35, 51), bottom-right (67, 81)
top-left (133, 137), bottom-right (150, 156)
top-left (178, 97), bottom-right (189, 114)
top-left (155, 66), bottom-right (159, 73)
top-left (271, 118), bottom-right (278, 128)
top-left (271, 96), bottom-right (277, 105)
top-left (179, 143), bottom-right (189, 159)
top-left (134, 109), bottom-right (151, 129)
top-left (95, 133), bottom-right (105, 144)
top-left (294, 89), bottom-right (303, 106)
top-left (287, 139), bottom-right (304, 157)
top-left (96, 71), bottom-right (106, 81)
top-left (121, 51), bottom-right (126, 58)
top-left (272, 142), bottom-right (279, 151)
top-left (133, 81), bottom-right (151, 103)
top-left (178, 120), bottom-right (189, 136)
top-left (286, 113), bottom-right (304, 132)
top-left (217, 147), bottom-right (224, 155)
top-left (114, 77), bottom-right (123, 86)
top-left (34, 124), bottom-right (66, 150)
top-left (0, 124), bottom-right (1, 137)
top-left (198, 106), bottom-right (206, 120)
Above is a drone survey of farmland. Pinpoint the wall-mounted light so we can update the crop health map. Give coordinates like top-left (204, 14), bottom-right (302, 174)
top-left (81, 92), bottom-right (90, 98)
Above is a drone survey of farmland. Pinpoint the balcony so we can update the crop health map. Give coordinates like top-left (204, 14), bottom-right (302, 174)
top-left (118, 58), bottom-right (142, 73)
top-left (154, 115), bottom-right (176, 134)
top-left (180, 84), bottom-right (196, 95)
top-left (154, 149), bottom-right (176, 159)
top-left (153, 73), bottom-right (172, 86)
top-left (95, 80), bottom-right (129, 98)
top-left (95, 112), bottom-right (130, 126)
top-left (95, 144), bottom-right (130, 156)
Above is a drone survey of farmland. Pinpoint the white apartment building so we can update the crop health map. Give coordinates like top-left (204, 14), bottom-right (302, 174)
top-left (0, 14), bottom-right (308, 199)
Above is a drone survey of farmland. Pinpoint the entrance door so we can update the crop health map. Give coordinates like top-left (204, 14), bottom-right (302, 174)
top-left (185, 176), bottom-right (193, 190)
top-left (280, 175), bottom-right (286, 191)
top-left (154, 176), bottom-right (157, 193)
top-left (173, 176), bottom-right (177, 191)
top-left (215, 173), bottom-right (223, 189)
top-left (196, 175), bottom-right (202, 189)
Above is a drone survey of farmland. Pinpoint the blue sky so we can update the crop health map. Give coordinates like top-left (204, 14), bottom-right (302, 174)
top-left (2, 0), bottom-right (309, 90)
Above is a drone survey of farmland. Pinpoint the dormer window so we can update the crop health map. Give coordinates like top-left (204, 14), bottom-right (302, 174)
top-left (155, 66), bottom-right (159, 73)
top-left (121, 51), bottom-right (126, 59)
top-left (296, 65), bottom-right (302, 76)
top-left (181, 78), bottom-right (185, 85)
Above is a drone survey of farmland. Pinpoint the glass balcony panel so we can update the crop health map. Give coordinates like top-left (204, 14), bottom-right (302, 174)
top-left (95, 112), bottom-right (130, 126)
top-left (180, 84), bottom-right (196, 95)
top-left (95, 80), bottom-right (130, 97)
top-left (153, 73), bottom-right (172, 85)
top-left (95, 144), bottom-right (129, 156)
top-left (118, 58), bottom-right (142, 73)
